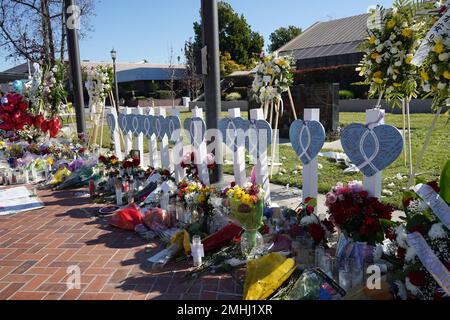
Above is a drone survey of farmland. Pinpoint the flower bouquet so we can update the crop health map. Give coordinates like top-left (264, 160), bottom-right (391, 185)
top-left (225, 182), bottom-right (265, 257)
top-left (387, 176), bottom-right (450, 300)
top-left (326, 181), bottom-right (394, 269)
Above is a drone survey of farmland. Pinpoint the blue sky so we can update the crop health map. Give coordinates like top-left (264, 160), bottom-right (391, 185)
top-left (1, 0), bottom-right (394, 71)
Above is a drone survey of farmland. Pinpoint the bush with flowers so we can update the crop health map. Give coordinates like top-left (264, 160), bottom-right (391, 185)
top-left (326, 181), bottom-right (394, 246)
top-left (357, 0), bottom-right (419, 105)
top-left (180, 151), bottom-right (216, 179)
top-left (251, 52), bottom-right (295, 105)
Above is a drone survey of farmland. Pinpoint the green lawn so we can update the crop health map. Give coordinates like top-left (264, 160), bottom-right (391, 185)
top-left (93, 112), bottom-right (449, 208)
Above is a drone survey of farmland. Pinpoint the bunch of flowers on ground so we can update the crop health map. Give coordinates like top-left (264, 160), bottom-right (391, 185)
top-left (252, 52), bottom-right (295, 104)
top-left (326, 181), bottom-right (394, 246)
top-left (285, 197), bottom-right (335, 246)
top-left (357, 0), bottom-right (419, 105)
top-left (386, 181), bottom-right (450, 300)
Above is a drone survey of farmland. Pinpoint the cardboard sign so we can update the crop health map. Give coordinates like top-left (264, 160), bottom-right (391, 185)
top-left (414, 184), bottom-right (450, 230)
top-left (407, 232), bottom-right (450, 295)
top-left (341, 124), bottom-right (404, 177)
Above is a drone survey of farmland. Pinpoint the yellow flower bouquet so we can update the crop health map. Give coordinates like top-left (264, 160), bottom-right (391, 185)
top-left (225, 183), bottom-right (265, 257)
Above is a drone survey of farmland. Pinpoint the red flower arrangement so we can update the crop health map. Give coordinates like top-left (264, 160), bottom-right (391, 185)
top-left (0, 94), bottom-right (62, 138)
top-left (0, 94), bottom-right (33, 131)
top-left (325, 181), bottom-right (393, 245)
top-left (180, 151), bottom-right (216, 178)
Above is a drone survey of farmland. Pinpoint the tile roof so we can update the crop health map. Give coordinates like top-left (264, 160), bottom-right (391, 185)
top-left (278, 13), bottom-right (370, 59)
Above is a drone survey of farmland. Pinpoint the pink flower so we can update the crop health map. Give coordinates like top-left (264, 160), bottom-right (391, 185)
top-left (326, 192), bottom-right (337, 205)
top-left (348, 180), bottom-right (364, 193)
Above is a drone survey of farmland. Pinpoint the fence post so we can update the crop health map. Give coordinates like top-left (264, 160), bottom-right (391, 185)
top-left (156, 107), bottom-right (171, 170)
top-left (170, 108), bottom-right (185, 183)
top-left (147, 107), bottom-right (159, 168)
top-left (108, 107), bottom-right (123, 160)
top-left (124, 107), bottom-right (133, 156)
top-left (364, 109), bottom-right (385, 198)
top-left (192, 107), bottom-right (210, 185)
top-left (250, 108), bottom-right (271, 204)
top-left (133, 106), bottom-right (144, 165)
top-left (229, 108), bottom-right (246, 186)
top-left (303, 109), bottom-right (320, 202)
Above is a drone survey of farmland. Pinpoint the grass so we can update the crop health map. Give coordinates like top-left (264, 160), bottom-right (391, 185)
top-left (90, 112), bottom-right (449, 208)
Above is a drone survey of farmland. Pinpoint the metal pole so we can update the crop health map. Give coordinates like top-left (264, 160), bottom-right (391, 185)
top-left (201, 0), bottom-right (223, 183)
top-left (64, 0), bottom-right (86, 134)
top-left (113, 58), bottom-right (120, 108)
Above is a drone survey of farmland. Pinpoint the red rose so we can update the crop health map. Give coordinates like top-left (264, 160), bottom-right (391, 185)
top-left (308, 223), bottom-right (325, 243)
top-left (231, 182), bottom-right (236, 188)
top-left (408, 271), bottom-right (426, 287)
top-left (304, 197), bottom-right (314, 204)
top-left (306, 205), bottom-right (315, 215)
top-left (409, 226), bottom-right (426, 236)
top-left (132, 158), bottom-right (140, 167)
top-left (385, 228), bottom-right (396, 241)
top-left (403, 197), bottom-right (413, 208)
top-left (98, 156), bottom-right (107, 163)
top-left (397, 247), bottom-right (406, 260)
top-left (426, 181), bottom-right (440, 193)
top-left (359, 191), bottom-right (369, 198)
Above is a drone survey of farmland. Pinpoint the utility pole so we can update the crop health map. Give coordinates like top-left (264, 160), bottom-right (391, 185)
top-left (201, 0), bottom-right (223, 183)
top-left (64, 0), bottom-right (86, 134)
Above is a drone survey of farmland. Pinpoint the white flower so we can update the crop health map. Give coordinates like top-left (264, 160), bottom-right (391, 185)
top-left (428, 223), bottom-right (447, 240)
top-left (422, 83), bottom-right (431, 92)
top-left (405, 277), bottom-right (421, 296)
top-left (377, 44), bottom-right (384, 52)
top-left (439, 53), bottom-right (449, 61)
top-left (432, 64), bottom-right (438, 72)
top-left (396, 225), bottom-right (409, 249)
top-left (437, 82), bottom-right (447, 90)
top-left (390, 47), bottom-right (399, 54)
top-left (376, 56), bottom-right (383, 64)
top-left (300, 215), bottom-right (318, 226)
top-left (405, 246), bottom-right (417, 263)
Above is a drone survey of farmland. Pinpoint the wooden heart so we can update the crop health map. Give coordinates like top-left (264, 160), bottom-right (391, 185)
top-left (290, 120), bottom-right (326, 165)
top-left (184, 117), bottom-right (206, 148)
top-left (143, 115), bottom-right (154, 138)
top-left (341, 124), bottom-right (404, 177)
top-left (166, 115), bottom-right (181, 142)
top-left (245, 119), bottom-right (272, 156)
top-left (152, 115), bottom-right (167, 140)
top-left (107, 113), bottom-right (116, 133)
top-left (219, 117), bottom-right (249, 152)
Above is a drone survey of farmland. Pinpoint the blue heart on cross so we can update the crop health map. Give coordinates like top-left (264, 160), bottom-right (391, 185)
top-left (184, 117), bottom-right (206, 148)
top-left (341, 123), bottom-right (404, 177)
top-left (107, 113), bottom-right (116, 133)
top-left (219, 117), bottom-right (249, 152)
top-left (290, 120), bottom-right (326, 165)
top-left (166, 116), bottom-right (181, 142)
top-left (245, 119), bottom-right (272, 156)
top-left (152, 115), bottom-right (168, 140)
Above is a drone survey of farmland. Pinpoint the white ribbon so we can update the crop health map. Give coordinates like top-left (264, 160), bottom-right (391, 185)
top-left (357, 130), bottom-right (380, 174)
top-left (407, 232), bottom-right (450, 295)
top-left (297, 124), bottom-right (312, 163)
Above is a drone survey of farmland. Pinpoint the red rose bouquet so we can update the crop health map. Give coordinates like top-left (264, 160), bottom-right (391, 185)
top-left (326, 181), bottom-right (393, 246)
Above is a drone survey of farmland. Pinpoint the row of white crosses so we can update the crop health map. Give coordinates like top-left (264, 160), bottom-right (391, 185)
top-left (107, 105), bottom-right (402, 208)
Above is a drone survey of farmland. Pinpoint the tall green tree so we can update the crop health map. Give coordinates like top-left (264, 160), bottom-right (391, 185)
top-left (268, 26), bottom-right (302, 52)
top-left (193, 1), bottom-right (264, 69)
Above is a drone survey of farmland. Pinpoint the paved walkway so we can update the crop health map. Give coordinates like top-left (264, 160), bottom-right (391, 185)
top-left (0, 187), bottom-right (242, 300)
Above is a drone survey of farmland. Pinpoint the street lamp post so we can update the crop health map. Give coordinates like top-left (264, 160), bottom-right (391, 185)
top-left (111, 48), bottom-right (120, 111)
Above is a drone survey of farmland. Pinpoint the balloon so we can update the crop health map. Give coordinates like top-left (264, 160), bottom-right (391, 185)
top-left (1, 96), bottom-right (8, 105)
top-left (12, 80), bottom-right (23, 93)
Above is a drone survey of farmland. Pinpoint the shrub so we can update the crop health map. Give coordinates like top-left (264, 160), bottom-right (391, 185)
top-left (339, 90), bottom-right (354, 100)
top-left (225, 92), bottom-right (242, 101)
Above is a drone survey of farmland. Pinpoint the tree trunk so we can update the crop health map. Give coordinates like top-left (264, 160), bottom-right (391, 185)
top-left (41, 0), bottom-right (55, 66)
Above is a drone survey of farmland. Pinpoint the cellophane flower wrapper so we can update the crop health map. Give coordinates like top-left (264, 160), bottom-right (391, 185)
top-left (230, 198), bottom-right (264, 231)
top-left (336, 234), bottom-right (375, 269)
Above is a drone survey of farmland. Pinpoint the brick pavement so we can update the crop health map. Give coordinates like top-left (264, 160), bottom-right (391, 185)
top-left (0, 187), bottom-right (243, 300)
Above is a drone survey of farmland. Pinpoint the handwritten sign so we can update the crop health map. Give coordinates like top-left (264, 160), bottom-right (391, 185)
top-left (407, 232), bottom-right (450, 295)
top-left (411, 8), bottom-right (450, 66)
top-left (290, 120), bottom-right (326, 165)
top-left (341, 124), bottom-right (404, 177)
top-left (414, 184), bottom-right (450, 230)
